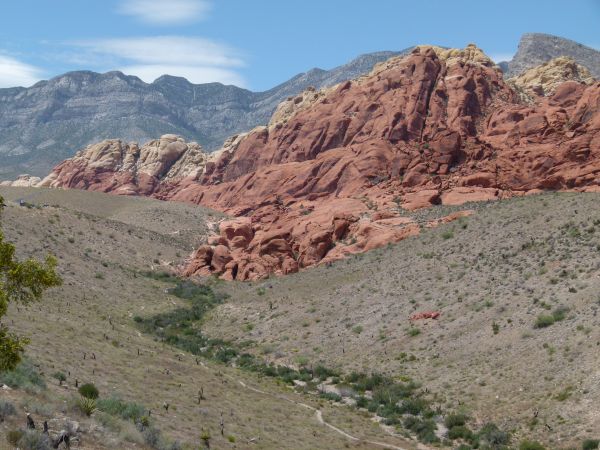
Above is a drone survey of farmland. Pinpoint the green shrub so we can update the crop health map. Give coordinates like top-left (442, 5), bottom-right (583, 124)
top-left (448, 425), bottom-right (473, 440)
top-left (403, 416), bottom-right (439, 443)
top-left (476, 422), bottom-right (510, 447)
top-left (583, 439), bottom-right (600, 450)
top-left (17, 430), bottom-right (52, 450)
top-left (445, 413), bottom-right (468, 428)
top-left (552, 306), bottom-right (570, 322)
top-left (355, 396), bottom-right (369, 408)
top-left (492, 322), bottom-right (500, 334)
top-left (399, 397), bottom-right (428, 415)
top-left (7, 429), bottom-right (24, 446)
top-left (352, 325), bottom-right (363, 334)
top-left (52, 371), bottom-right (66, 384)
top-left (408, 327), bottom-right (421, 337)
top-left (0, 360), bottom-right (46, 392)
top-left (97, 397), bottom-right (145, 422)
top-left (442, 231), bottom-right (454, 240)
top-left (78, 383), bottom-right (99, 399)
top-left (534, 314), bottom-right (555, 328)
top-left (520, 440), bottom-right (546, 450)
top-left (320, 392), bottom-right (342, 402)
top-left (142, 426), bottom-right (162, 448)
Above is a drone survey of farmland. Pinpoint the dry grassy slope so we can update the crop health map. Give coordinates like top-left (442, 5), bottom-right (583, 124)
top-left (0, 186), bottom-right (416, 450)
top-left (204, 192), bottom-right (600, 449)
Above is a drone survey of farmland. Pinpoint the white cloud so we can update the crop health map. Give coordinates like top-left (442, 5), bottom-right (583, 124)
top-left (0, 55), bottom-right (44, 88)
top-left (75, 36), bottom-right (243, 68)
top-left (118, 0), bottom-right (211, 25)
top-left (70, 36), bottom-right (246, 86)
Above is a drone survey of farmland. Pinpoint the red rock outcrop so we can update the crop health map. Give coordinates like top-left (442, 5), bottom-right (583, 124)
top-left (39, 134), bottom-right (208, 195)
top-left (39, 45), bottom-right (600, 280)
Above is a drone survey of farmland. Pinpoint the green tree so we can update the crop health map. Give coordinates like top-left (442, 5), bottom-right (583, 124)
top-left (0, 195), bottom-right (62, 371)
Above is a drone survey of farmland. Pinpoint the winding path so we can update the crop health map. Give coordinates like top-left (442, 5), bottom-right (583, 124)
top-left (234, 378), bottom-right (411, 450)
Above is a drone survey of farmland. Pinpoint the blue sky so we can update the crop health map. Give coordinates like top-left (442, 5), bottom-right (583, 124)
top-left (0, 0), bottom-right (599, 91)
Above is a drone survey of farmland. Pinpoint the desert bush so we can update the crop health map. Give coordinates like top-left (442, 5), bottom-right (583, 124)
top-left (141, 270), bottom-right (176, 281)
top-left (17, 430), bottom-right (52, 450)
top-left (398, 397), bottom-right (428, 415)
top-left (0, 360), bottom-right (46, 392)
top-left (442, 230), bottom-right (454, 240)
top-left (448, 425), bottom-right (473, 440)
top-left (319, 392), bottom-right (342, 402)
top-left (445, 412), bottom-right (468, 428)
top-left (0, 400), bottom-right (16, 421)
top-left (52, 371), bottom-right (66, 385)
top-left (534, 314), bottom-right (555, 328)
top-left (519, 440), bottom-right (546, 450)
top-left (78, 382), bottom-right (99, 399)
top-left (142, 426), bottom-right (162, 448)
top-left (403, 416), bottom-right (439, 443)
top-left (7, 429), bottom-right (24, 446)
top-left (408, 327), bottom-right (421, 337)
top-left (476, 422), bottom-right (510, 448)
top-left (582, 439), bottom-right (599, 450)
top-left (96, 397), bottom-right (145, 422)
top-left (96, 411), bottom-right (122, 432)
top-left (552, 305), bottom-right (570, 322)
top-left (355, 396), bottom-right (369, 408)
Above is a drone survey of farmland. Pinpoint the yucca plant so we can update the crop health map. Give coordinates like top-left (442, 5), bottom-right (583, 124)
top-left (77, 397), bottom-right (97, 417)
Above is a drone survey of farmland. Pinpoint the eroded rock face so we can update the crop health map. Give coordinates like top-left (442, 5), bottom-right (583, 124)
top-left (0, 174), bottom-right (42, 187)
top-left (39, 135), bottom-right (208, 195)
top-left (41, 45), bottom-right (600, 280)
top-left (508, 57), bottom-right (595, 101)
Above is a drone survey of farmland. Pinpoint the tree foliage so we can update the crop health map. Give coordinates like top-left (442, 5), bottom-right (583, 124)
top-left (0, 195), bottom-right (62, 371)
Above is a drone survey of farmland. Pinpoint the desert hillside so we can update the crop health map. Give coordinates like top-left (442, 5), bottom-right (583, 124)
top-left (0, 186), bottom-right (417, 450)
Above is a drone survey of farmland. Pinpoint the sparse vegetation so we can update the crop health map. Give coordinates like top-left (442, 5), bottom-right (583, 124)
top-left (0, 194), bottom-right (62, 371)
top-left (0, 359), bottom-right (46, 392)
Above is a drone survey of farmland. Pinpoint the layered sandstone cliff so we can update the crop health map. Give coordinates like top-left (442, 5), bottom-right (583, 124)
top-left (39, 45), bottom-right (600, 280)
top-left (508, 56), bottom-right (595, 101)
top-left (39, 135), bottom-right (209, 195)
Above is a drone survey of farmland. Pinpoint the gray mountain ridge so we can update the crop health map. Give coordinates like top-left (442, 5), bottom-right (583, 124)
top-left (501, 33), bottom-right (600, 78)
top-left (0, 33), bottom-right (599, 181)
top-left (0, 49), bottom-right (410, 180)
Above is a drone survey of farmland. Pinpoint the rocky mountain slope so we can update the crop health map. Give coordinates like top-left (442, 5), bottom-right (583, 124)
top-left (39, 44), bottom-right (600, 281)
top-left (507, 56), bottom-right (595, 100)
top-left (502, 33), bottom-right (600, 78)
top-left (0, 50), bottom-right (410, 181)
top-left (3, 32), bottom-right (600, 182)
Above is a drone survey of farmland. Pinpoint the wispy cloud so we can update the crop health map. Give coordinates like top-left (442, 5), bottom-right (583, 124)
top-left (68, 36), bottom-right (246, 86)
top-left (0, 54), bottom-right (44, 88)
top-left (117, 0), bottom-right (211, 25)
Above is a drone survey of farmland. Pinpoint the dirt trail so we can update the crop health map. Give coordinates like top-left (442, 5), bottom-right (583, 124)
top-left (234, 378), bottom-right (413, 450)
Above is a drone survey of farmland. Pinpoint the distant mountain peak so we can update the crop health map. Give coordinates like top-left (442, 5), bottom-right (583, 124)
top-left (506, 33), bottom-right (600, 78)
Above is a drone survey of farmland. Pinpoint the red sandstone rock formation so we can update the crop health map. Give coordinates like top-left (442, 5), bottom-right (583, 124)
top-left (39, 45), bottom-right (600, 280)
